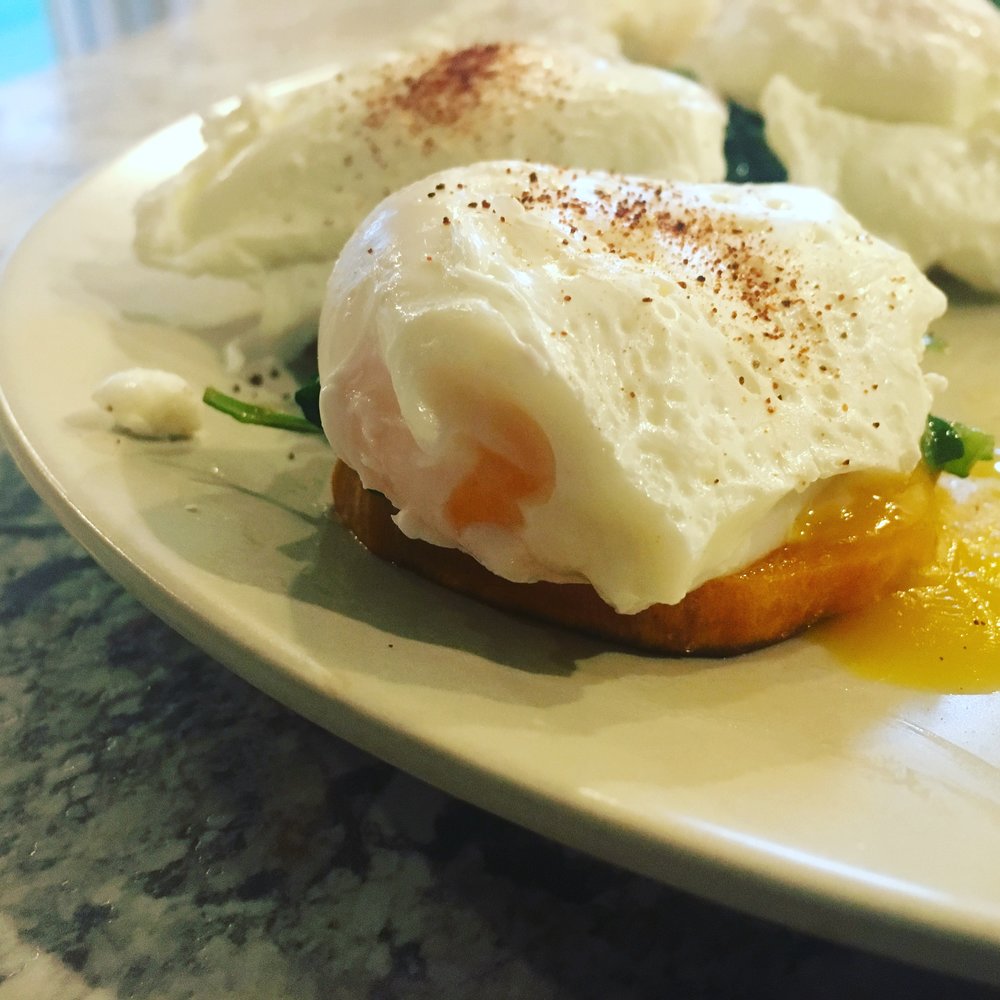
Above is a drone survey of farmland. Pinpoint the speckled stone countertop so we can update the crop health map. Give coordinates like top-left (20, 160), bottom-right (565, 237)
top-left (1, 3), bottom-right (999, 998)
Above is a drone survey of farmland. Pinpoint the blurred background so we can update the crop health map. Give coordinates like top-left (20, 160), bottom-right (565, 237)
top-left (0, 0), bottom-right (193, 81)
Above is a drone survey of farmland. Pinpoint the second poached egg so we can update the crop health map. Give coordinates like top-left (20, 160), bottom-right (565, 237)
top-left (134, 42), bottom-right (726, 339)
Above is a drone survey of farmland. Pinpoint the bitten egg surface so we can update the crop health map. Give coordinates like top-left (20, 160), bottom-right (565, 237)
top-left (318, 162), bottom-right (946, 614)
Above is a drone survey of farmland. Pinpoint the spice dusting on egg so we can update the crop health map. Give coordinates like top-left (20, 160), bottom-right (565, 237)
top-left (363, 43), bottom-right (515, 131)
top-left (490, 171), bottom-right (875, 421)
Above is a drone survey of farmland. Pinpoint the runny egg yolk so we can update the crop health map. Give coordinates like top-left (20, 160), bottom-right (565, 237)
top-left (790, 467), bottom-right (937, 549)
top-left (435, 401), bottom-right (1000, 688)
top-left (444, 402), bottom-right (555, 532)
top-left (813, 461), bottom-right (1000, 693)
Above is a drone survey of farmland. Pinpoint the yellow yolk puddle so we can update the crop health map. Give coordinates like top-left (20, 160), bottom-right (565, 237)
top-left (444, 402), bottom-right (555, 531)
top-left (790, 467), bottom-right (936, 549)
top-left (814, 463), bottom-right (1000, 693)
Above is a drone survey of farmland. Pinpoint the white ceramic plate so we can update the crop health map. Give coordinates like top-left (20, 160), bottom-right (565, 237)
top-left (4, 111), bottom-right (1000, 984)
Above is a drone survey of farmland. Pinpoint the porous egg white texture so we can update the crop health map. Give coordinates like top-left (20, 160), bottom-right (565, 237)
top-left (318, 161), bottom-right (946, 614)
top-left (675, 0), bottom-right (1000, 294)
top-left (134, 41), bottom-right (726, 340)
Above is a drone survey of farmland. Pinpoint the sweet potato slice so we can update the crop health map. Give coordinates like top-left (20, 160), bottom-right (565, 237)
top-left (332, 461), bottom-right (937, 655)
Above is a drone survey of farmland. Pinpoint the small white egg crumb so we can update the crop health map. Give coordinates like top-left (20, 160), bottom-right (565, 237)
top-left (92, 368), bottom-right (202, 439)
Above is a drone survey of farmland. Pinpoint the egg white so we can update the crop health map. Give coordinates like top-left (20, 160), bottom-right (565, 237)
top-left (92, 368), bottom-right (202, 439)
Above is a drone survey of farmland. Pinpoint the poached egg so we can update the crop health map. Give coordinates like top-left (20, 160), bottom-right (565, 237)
top-left (761, 75), bottom-right (1000, 295)
top-left (680, 0), bottom-right (1000, 129)
top-left (134, 41), bottom-right (726, 339)
top-left (674, 0), bottom-right (1000, 294)
top-left (318, 161), bottom-right (946, 614)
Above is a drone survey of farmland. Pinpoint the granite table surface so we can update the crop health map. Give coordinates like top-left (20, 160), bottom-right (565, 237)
top-left (1, 2), bottom-right (1000, 997)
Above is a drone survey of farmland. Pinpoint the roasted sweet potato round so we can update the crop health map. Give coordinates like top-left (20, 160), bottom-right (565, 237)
top-left (332, 461), bottom-right (937, 655)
